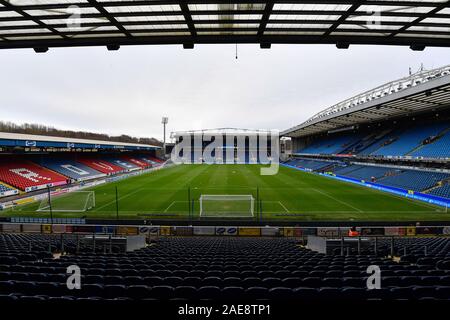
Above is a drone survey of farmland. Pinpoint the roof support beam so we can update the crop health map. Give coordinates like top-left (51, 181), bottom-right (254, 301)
top-left (323, 1), bottom-right (366, 37)
top-left (2, 1), bottom-right (446, 12)
top-left (87, 0), bottom-right (132, 38)
top-left (3, 9), bottom-right (450, 24)
top-left (403, 97), bottom-right (442, 106)
top-left (389, 1), bottom-right (450, 38)
top-left (258, 1), bottom-right (274, 37)
top-left (0, 0), bottom-right (67, 40)
top-left (180, 2), bottom-right (197, 38)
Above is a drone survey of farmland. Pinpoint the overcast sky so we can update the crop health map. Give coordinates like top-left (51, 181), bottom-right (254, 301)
top-left (1, 44), bottom-right (449, 141)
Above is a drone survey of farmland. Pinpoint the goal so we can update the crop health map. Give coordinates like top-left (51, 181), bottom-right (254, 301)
top-left (37, 191), bottom-right (95, 212)
top-left (199, 194), bottom-right (254, 218)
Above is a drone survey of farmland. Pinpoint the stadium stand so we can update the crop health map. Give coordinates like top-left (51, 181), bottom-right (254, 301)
top-left (0, 185), bottom-right (12, 193)
top-left (0, 183), bottom-right (17, 197)
top-left (146, 156), bottom-right (164, 163)
top-left (77, 158), bottom-right (124, 175)
top-left (295, 121), bottom-right (450, 159)
top-left (105, 158), bottom-right (140, 171)
top-left (285, 158), bottom-right (336, 171)
top-left (333, 165), bottom-right (365, 176)
top-left (410, 128), bottom-right (450, 158)
top-left (377, 170), bottom-right (449, 192)
top-left (140, 156), bottom-right (164, 166)
top-left (0, 160), bottom-right (68, 191)
top-left (1, 234), bottom-right (449, 301)
top-left (370, 122), bottom-right (449, 157)
top-left (297, 133), bottom-right (362, 155)
top-left (121, 156), bottom-right (150, 168)
top-left (350, 130), bottom-right (391, 155)
top-left (284, 159), bottom-right (450, 198)
top-left (336, 166), bottom-right (391, 182)
top-left (36, 159), bottom-right (105, 181)
top-left (429, 184), bottom-right (450, 198)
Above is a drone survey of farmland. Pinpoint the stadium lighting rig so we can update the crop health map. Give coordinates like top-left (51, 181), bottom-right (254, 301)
top-left (162, 116), bottom-right (169, 157)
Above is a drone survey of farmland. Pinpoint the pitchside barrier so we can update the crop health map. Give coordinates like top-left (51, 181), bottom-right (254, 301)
top-left (1, 223), bottom-right (450, 237)
top-left (282, 164), bottom-right (450, 209)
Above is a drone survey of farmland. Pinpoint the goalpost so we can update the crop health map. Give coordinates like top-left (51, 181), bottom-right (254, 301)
top-left (37, 191), bottom-right (96, 212)
top-left (199, 194), bottom-right (254, 218)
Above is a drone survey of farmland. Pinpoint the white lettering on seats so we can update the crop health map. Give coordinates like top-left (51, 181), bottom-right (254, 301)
top-left (93, 162), bottom-right (114, 171)
top-left (61, 164), bottom-right (89, 175)
top-left (9, 168), bottom-right (51, 182)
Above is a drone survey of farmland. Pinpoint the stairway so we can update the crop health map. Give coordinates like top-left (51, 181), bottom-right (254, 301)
top-left (358, 129), bottom-right (394, 155)
top-left (405, 126), bottom-right (450, 156)
top-left (423, 177), bottom-right (450, 194)
top-left (376, 169), bottom-right (404, 181)
top-left (318, 164), bottom-right (337, 172)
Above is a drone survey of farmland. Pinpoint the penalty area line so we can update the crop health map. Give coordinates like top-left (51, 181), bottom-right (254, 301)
top-left (311, 188), bottom-right (364, 213)
top-left (163, 200), bottom-right (189, 212)
top-left (163, 201), bottom-right (179, 212)
top-left (278, 201), bottom-right (290, 213)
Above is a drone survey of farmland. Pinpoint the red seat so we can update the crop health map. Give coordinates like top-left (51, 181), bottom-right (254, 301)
top-left (77, 158), bottom-right (124, 174)
top-left (0, 161), bottom-right (68, 191)
top-left (121, 156), bottom-right (149, 168)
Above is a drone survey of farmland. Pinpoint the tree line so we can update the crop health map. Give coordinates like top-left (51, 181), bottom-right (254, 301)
top-left (0, 121), bottom-right (162, 146)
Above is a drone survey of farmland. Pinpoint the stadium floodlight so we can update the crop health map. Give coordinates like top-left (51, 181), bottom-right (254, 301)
top-left (37, 191), bottom-right (95, 213)
top-left (162, 117), bottom-right (169, 158)
top-left (199, 194), bottom-right (254, 218)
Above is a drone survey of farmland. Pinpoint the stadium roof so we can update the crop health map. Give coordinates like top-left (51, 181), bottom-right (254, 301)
top-left (1, 1), bottom-right (450, 51)
top-left (282, 64), bottom-right (450, 138)
top-left (0, 132), bottom-right (161, 150)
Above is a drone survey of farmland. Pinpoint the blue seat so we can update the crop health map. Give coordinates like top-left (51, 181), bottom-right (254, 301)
top-left (150, 286), bottom-right (174, 300)
top-left (268, 287), bottom-right (292, 300)
top-left (317, 287), bottom-right (341, 300)
top-left (221, 287), bottom-right (244, 300)
top-left (301, 277), bottom-right (322, 288)
top-left (293, 287), bottom-right (318, 300)
top-left (104, 285), bottom-right (126, 299)
top-left (197, 286), bottom-right (221, 300)
top-left (126, 285), bottom-right (151, 300)
top-left (244, 287), bottom-right (268, 300)
top-left (174, 286), bottom-right (197, 299)
top-left (82, 284), bottom-right (104, 298)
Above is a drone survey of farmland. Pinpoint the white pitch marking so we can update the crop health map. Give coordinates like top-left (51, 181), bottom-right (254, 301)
top-left (95, 187), bottom-right (143, 211)
top-left (311, 188), bottom-right (364, 213)
top-left (164, 201), bottom-right (178, 212)
top-left (278, 201), bottom-right (290, 213)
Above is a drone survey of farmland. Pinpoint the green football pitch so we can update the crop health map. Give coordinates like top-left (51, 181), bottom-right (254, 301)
top-left (3, 164), bottom-right (449, 221)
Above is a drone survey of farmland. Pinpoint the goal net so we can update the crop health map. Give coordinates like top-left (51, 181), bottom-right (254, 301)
top-left (199, 194), bottom-right (254, 218)
top-left (37, 191), bottom-right (95, 212)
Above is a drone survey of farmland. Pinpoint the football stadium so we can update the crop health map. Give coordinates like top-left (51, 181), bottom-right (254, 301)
top-left (1, 0), bottom-right (450, 312)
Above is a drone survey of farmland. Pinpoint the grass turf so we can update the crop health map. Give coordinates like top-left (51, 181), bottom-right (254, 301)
top-left (3, 164), bottom-right (449, 221)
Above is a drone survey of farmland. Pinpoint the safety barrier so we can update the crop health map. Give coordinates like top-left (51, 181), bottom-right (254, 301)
top-left (1, 223), bottom-right (449, 237)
